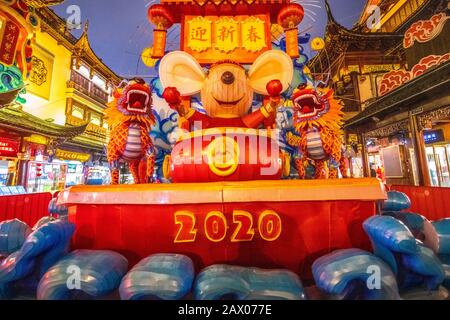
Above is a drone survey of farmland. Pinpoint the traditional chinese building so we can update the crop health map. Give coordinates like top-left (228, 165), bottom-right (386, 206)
top-left (0, 5), bottom-right (121, 191)
top-left (345, 0), bottom-right (450, 187)
top-left (309, 0), bottom-right (448, 185)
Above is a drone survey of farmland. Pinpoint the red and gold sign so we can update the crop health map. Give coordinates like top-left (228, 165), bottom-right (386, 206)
top-left (0, 18), bottom-right (20, 66)
top-left (152, 29), bottom-right (167, 58)
top-left (55, 149), bottom-right (91, 162)
top-left (174, 209), bottom-right (282, 243)
top-left (187, 16), bottom-right (212, 52)
top-left (148, 4), bottom-right (174, 58)
top-left (60, 178), bottom-right (385, 280)
top-left (241, 16), bottom-right (267, 53)
top-left (215, 17), bottom-right (239, 53)
top-left (285, 28), bottom-right (299, 58)
top-left (183, 15), bottom-right (271, 64)
top-left (0, 137), bottom-right (20, 157)
top-left (276, 4), bottom-right (304, 58)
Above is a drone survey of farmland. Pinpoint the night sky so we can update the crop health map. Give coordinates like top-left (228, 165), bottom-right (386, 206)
top-left (53, 0), bottom-right (367, 77)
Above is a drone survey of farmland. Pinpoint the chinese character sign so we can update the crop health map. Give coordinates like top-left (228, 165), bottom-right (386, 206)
top-left (152, 29), bottom-right (167, 58)
top-left (241, 17), bottom-right (266, 53)
top-left (0, 138), bottom-right (19, 157)
top-left (187, 16), bottom-right (212, 52)
top-left (184, 15), bottom-right (271, 64)
top-left (55, 149), bottom-right (91, 162)
top-left (0, 19), bottom-right (20, 66)
top-left (215, 17), bottom-right (239, 53)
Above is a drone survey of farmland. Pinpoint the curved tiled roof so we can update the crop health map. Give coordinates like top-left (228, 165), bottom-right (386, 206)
top-left (0, 106), bottom-right (87, 140)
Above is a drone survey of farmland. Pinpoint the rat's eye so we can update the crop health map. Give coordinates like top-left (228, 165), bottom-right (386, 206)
top-left (221, 71), bottom-right (235, 85)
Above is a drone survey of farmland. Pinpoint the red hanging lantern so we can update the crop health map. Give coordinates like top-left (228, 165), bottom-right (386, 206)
top-left (148, 5), bottom-right (174, 58)
top-left (36, 163), bottom-right (42, 178)
top-left (277, 4), bottom-right (305, 58)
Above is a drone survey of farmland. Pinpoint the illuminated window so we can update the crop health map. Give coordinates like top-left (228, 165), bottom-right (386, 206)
top-left (77, 65), bottom-right (90, 79)
top-left (90, 113), bottom-right (101, 126)
top-left (72, 105), bottom-right (84, 119)
top-left (92, 75), bottom-right (106, 91)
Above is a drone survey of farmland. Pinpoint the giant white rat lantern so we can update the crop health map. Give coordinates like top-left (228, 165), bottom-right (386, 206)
top-left (159, 50), bottom-right (293, 130)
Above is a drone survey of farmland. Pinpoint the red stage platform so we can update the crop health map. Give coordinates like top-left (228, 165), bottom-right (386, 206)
top-left (58, 178), bottom-right (385, 280)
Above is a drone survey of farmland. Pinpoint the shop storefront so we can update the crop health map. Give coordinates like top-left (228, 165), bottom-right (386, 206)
top-left (26, 160), bottom-right (67, 193)
top-left (21, 135), bottom-right (59, 193)
top-left (343, 8), bottom-right (450, 187)
top-left (24, 149), bottom-right (95, 192)
top-left (345, 134), bottom-right (364, 178)
top-left (86, 165), bottom-right (111, 185)
top-left (417, 106), bottom-right (450, 187)
top-left (0, 136), bottom-right (20, 186)
top-left (362, 119), bottom-right (419, 186)
top-left (0, 106), bottom-right (90, 192)
top-left (425, 141), bottom-right (450, 187)
top-left (54, 149), bottom-right (91, 187)
top-left (65, 161), bottom-right (85, 186)
top-left (345, 57), bottom-right (450, 187)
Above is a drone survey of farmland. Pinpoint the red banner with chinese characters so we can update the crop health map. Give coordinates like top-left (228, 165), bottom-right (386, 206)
top-left (182, 15), bottom-right (272, 64)
top-left (152, 29), bottom-right (167, 58)
top-left (0, 19), bottom-right (20, 66)
top-left (0, 137), bottom-right (19, 157)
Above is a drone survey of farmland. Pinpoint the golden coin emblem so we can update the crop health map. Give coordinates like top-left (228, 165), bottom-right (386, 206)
top-left (206, 137), bottom-right (240, 177)
top-left (311, 37), bottom-right (325, 51)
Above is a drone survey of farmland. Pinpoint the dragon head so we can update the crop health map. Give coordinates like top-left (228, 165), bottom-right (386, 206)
top-left (292, 86), bottom-right (344, 132)
top-left (116, 78), bottom-right (152, 116)
top-left (105, 78), bottom-right (155, 129)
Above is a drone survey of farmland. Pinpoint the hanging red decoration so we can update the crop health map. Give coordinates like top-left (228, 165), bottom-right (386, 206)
top-left (148, 4), bottom-right (175, 58)
top-left (277, 4), bottom-right (305, 58)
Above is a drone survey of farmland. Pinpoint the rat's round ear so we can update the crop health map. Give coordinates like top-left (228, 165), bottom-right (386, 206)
top-left (159, 51), bottom-right (206, 96)
top-left (248, 50), bottom-right (293, 95)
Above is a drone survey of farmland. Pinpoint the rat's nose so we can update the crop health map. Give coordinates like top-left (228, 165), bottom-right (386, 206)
top-left (221, 71), bottom-right (235, 85)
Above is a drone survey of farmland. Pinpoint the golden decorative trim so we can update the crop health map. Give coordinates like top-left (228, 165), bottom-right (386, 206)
top-left (58, 178), bottom-right (386, 205)
top-left (417, 105), bottom-right (450, 131)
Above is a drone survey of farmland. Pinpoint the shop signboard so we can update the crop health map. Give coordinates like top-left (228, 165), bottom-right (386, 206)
top-left (0, 137), bottom-right (19, 158)
top-left (423, 129), bottom-right (445, 144)
top-left (0, 18), bottom-right (20, 66)
top-left (55, 149), bottom-right (91, 163)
